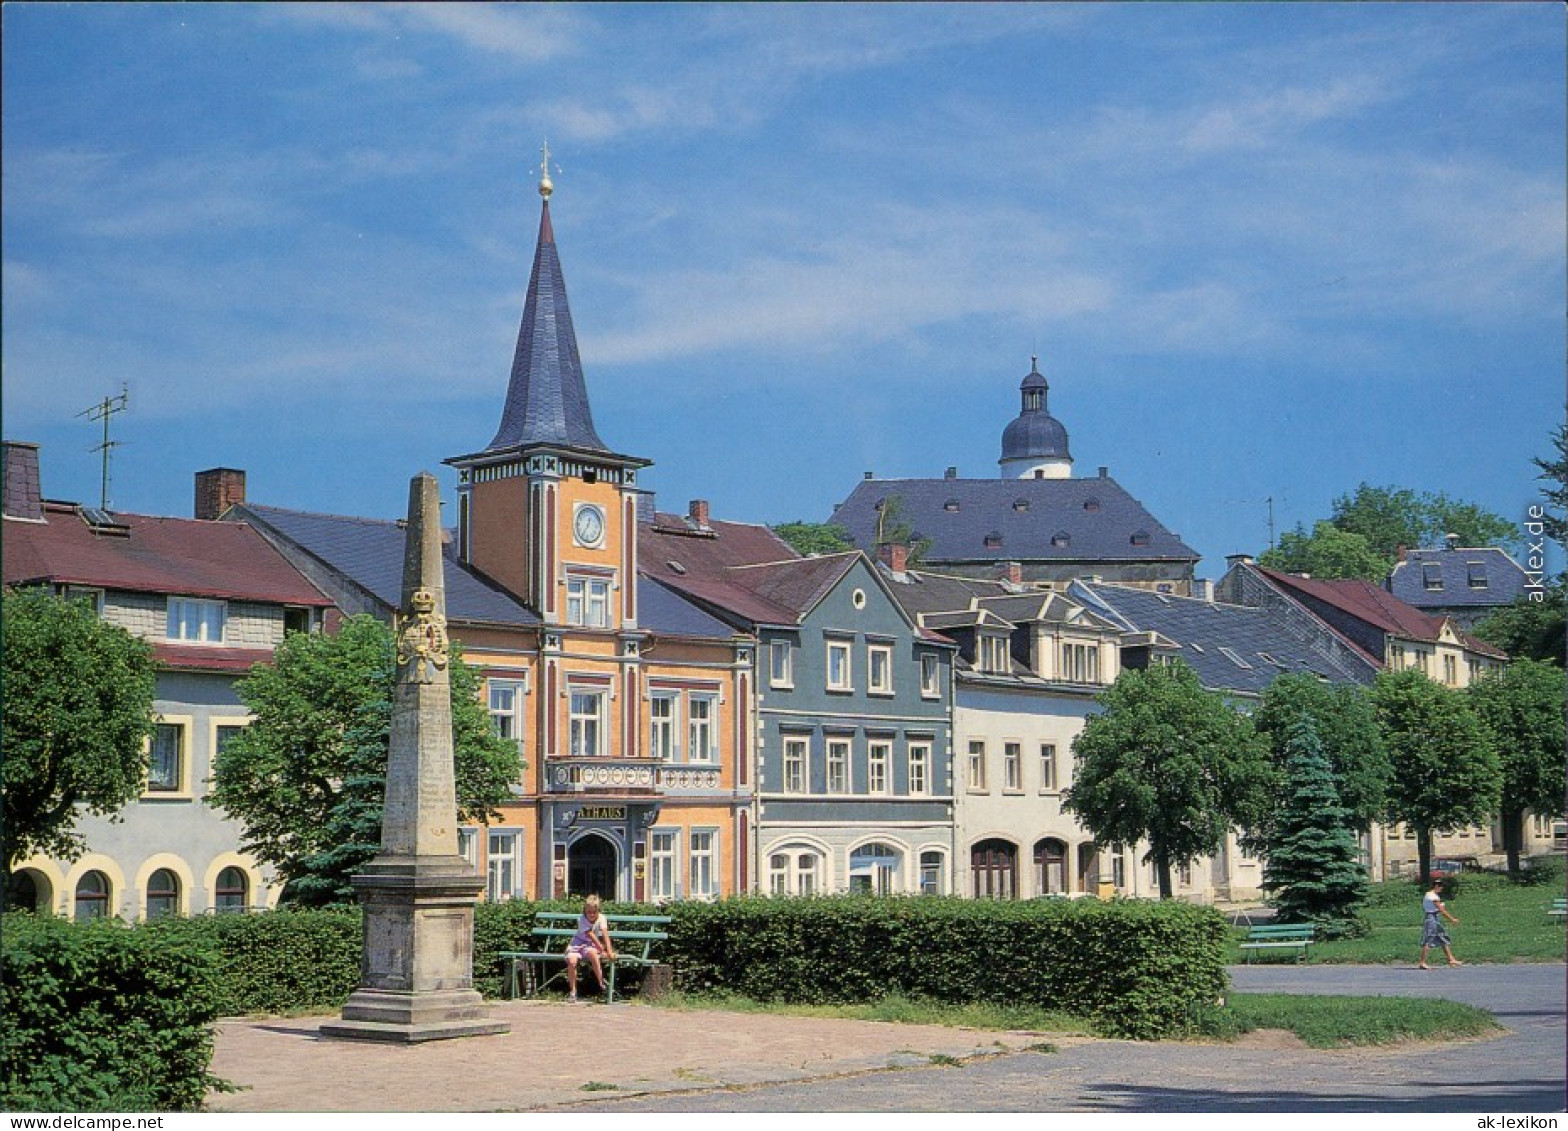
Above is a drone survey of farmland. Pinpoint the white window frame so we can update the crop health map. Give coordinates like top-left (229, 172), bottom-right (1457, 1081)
top-left (919, 850), bottom-right (946, 895)
top-left (457, 827), bottom-right (480, 869)
top-left (868, 740), bottom-right (891, 795)
top-left (649, 691), bottom-right (679, 761)
top-left (867, 643), bottom-right (894, 695)
top-left (1062, 641), bottom-right (1101, 682)
top-left (826, 639), bottom-right (854, 691)
top-left (650, 828), bottom-right (680, 901)
top-left (849, 843), bottom-right (902, 895)
top-left (979, 634), bottom-right (1009, 674)
top-left (569, 688), bottom-right (606, 757)
top-left (689, 828), bottom-right (719, 900)
top-left (687, 694), bottom-right (717, 763)
top-left (783, 736), bottom-right (809, 794)
top-left (968, 740), bottom-right (987, 792)
top-left (147, 721), bottom-right (186, 794)
top-left (768, 847), bottom-right (824, 896)
top-left (1039, 743), bottom-right (1058, 792)
top-left (487, 830), bottom-right (523, 901)
top-left (1003, 741), bottom-right (1022, 792)
top-left (769, 640), bottom-right (794, 689)
top-left (826, 738), bottom-right (851, 794)
top-left (920, 653), bottom-right (940, 698)
top-left (907, 742), bottom-right (930, 796)
top-left (488, 679), bottom-right (527, 756)
top-left (166, 596), bottom-right (226, 643)
top-left (565, 573), bottom-right (612, 629)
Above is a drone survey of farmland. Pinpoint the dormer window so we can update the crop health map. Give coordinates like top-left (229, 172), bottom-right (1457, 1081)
top-left (984, 531), bottom-right (1003, 551)
top-left (1130, 529), bottom-right (1151, 547)
top-left (1423, 564), bottom-right (1443, 591)
top-left (167, 597), bottom-right (225, 643)
top-left (1012, 498), bottom-right (1029, 513)
top-left (944, 498), bottom-right (960, 513)
top-left (1466, 562), bottom-right (1488, 589)
top-left (977, 634), bottom-right (1009, 674)
top-left (1083, 498), bottom-right (1101, 513)
top-left (1051, 531), bottom-right (1071, 549)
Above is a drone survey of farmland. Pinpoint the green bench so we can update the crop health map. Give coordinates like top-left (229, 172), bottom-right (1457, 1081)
top-left (1239, 923), bottom-right (1315, 964)
top-left (500, 910), bottom-right (671, 1003)
top-left (1549, 899), bottom-right (1566, 923)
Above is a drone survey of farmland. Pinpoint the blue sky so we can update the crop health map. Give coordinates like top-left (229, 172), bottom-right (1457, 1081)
top-left (4, 4), bottom-right (1564, 576)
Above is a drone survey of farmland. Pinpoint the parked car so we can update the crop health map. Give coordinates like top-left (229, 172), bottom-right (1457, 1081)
top-left (1430, 858), bottom-right (1469, 877)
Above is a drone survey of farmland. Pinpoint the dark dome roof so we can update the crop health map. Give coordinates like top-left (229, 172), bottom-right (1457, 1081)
top-left (1001, 411), bottom-right (1071, 462)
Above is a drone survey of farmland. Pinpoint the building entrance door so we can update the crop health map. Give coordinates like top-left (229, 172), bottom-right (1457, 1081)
top-left (568, 833), bottom-right (618, 900)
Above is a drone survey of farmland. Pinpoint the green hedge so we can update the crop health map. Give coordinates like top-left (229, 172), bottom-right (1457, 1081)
top-left (1, 914), bottom-right (223, 1112)
top-left (657, 896), bottom-right (1230, 1040)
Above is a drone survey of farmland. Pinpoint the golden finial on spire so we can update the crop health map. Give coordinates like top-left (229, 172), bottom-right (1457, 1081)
top-left (539, 140), bottom-right (554, 201)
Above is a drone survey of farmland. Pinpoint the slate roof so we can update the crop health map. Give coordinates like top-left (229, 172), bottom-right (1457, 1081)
top-left (1258, 568), bottom-right (1506, 660)
top-left (876, 567), bottom-right (1009, 618)
top-left (829, 475), bottom-right (1199, 565)
top-left (2, 502), bottom-right (333, 607)
top-left (234, 504), bottom-right (540, 626)
top-left (1070, 580), bottom-right (1378, 694)
top-left (1387, 547), bottom-right (1531, 610)
top-left (486, 200), bottom-right (609, 455)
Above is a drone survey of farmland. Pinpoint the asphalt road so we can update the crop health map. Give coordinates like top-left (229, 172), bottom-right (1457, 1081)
top-left (555, 964), bottom-right (1567, 1113)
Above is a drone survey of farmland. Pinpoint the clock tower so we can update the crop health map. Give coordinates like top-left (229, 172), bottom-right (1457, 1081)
top-left (446, 151), bottom-right (650, 633)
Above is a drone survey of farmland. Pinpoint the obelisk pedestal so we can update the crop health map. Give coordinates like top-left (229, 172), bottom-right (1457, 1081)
top-left (321, 472), bottom-right (508, 1043)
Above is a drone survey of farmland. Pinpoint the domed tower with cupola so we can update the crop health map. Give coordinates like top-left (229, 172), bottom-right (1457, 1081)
top-left (999, 357), bottom-right (1072, 480)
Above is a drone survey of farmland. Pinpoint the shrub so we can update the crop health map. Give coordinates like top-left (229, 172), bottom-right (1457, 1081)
top-left (143, 907), bottom-right (361, 1016)
top-left (1, 915), bottom-right (223, 1112)
top-left (658, 895), bottom-right (1229, 1040)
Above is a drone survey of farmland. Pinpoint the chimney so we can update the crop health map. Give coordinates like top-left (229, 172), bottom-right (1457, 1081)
top-left (1192, 578), bottom-right (1214, 602)
top-left (688, 498), bottom-right (710, 530)
top-left (2, 441), bottom-right (44, 522)
top-left (879, 541), bottom-right (910, 574)
top-left (1396, 543), bottom-right (1408, 563)
top-left (1000, 560), bottom-right (1023, 585)
top-left (1098, 466), bottom-right (1108, 478)
top-left (1444, 533), bottom-right (1459, 551)
top-left (944, 466), bottom-right (958, 480)
top-left (1225, 554), bottom-right (1255, 571)
top-left (864, 471), bottom-right (874, 480)
top-left (195, 468), bottom-right (246, 520)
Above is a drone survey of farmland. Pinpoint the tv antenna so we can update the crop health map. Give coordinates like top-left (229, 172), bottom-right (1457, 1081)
top-left (77, 384), bottom-right (129, 510)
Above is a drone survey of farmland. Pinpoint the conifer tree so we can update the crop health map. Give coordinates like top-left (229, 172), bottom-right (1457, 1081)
top-left (1261, 717), bottom-right (1369, 935)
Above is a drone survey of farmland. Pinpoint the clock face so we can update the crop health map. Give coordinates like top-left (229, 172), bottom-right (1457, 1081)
top-left (574, 505), bottom-right (605, 547)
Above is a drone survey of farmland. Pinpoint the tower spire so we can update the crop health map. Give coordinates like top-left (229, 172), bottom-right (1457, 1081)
top-left (484, 146), bottom-right (608, 454)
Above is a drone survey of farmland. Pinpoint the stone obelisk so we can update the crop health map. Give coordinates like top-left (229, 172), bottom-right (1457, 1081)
top-left (321, 472), bottom-right (508, 1043)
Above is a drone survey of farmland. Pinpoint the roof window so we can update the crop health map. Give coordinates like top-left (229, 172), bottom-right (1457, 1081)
top-left (1218, 646), bottom-right (1253, 669)
top-left (666, 560), bottom-right (687, 575)
top-left (1422, 564), bottom-right (1443, 591)
top-left (1466, 562), bottom-right (1488, 589)
top-left (1130, 529), bottom-right (1151, 547)
top-left (1051, 531), bottom-right (1071, 548)
top-left (984, 532), bottom-right (1003, 550)
top-left (1083, 498), bottom-right (1101, 513)
top-left (1012, 498), bottom-right (1029, 513)
top-left (944, 498), bottom-right (960, 512)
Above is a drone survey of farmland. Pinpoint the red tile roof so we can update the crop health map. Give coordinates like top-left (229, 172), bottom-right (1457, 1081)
top-left (3, 503), bottom-right (332, 607)
top-left (1259, 568), bottom-right (1506, 660)
top-left (153, 643), bottom-right (276, 673)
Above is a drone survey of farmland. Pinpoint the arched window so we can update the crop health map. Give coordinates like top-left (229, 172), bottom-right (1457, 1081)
top-left (971, 839), bottom-right (1018, 900)
top-left (767, 847), bottom-right (825, 896)
top-left (849, 842), bottom-right (902, 895)
top-left (145, 869), bottom-right (180, 920)
top-left (1034, 838), bottom-right (1069, 895)
top-left (215, 867), bottom-right (249, 914)
top-left (75, 871), bottom-right (110, 921)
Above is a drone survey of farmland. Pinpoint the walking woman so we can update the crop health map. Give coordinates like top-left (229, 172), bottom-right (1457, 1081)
top-left (1419, 879), bottom-right (1463, 969)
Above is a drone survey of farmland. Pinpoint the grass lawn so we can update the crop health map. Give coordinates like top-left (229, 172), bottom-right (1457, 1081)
top-left (645, 989), bottom-right (1499, 1049)
top-left (1230, 863), bottom-right (1568, 965)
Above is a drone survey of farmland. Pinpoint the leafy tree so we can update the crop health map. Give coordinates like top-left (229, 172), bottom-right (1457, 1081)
top-left (1331, 483), bottom-right (1516, 559)
top-left (1257, 521), bottom-right (1392, 582)
top-left (1533, 421), bottom-right (1566, 547)
top-left (1251, 673), bottom-right (1390, 834)
top-left (1064, 663), bottom-right (1271, 898)
top-left (211, 615), bottom-right (521, 906)
top-left (1372, 670), bottom-right (1502, 886)
top-left (870, 494), bottom-right (932, 564)
top-left (1260, 717), bottom-right (1369, 935)
top-left (1473, 581), bottom-right (1565, 666)
top-left (2, 587), bottom-right (157, 877)
top-left (1468, 660), bottom-right (1566, 877)
top-left (772, 521), bottom-right (852, 557)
